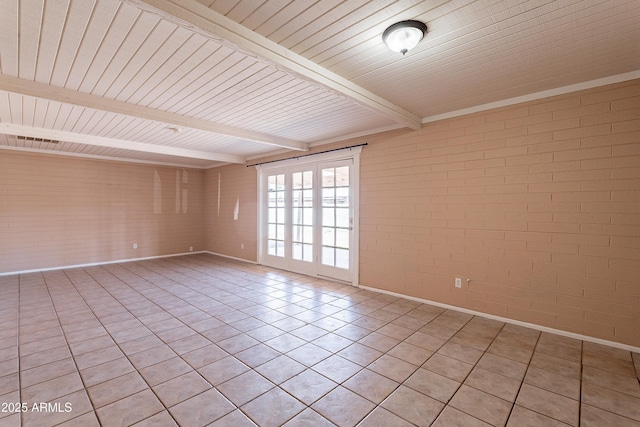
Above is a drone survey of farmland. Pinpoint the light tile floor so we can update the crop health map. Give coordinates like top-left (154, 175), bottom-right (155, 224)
top-left (0, 254), bottom-right (639, 427)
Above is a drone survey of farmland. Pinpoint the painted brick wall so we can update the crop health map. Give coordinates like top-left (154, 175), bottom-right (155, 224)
top-left (3, 78), bottom-right (637, 347)
top-left (204, 164), bottom-right (257, 262)
top-left (0, 151), bottom-right (204, 273)
top-left (359, 79), bottom-right (640, 347)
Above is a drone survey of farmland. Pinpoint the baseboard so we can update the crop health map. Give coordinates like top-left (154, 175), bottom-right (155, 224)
top-left (2, 253), bottom-right (636, 353)
top-left (203, 251), bottom-right (258, 264)
top-left (359, 285), bottom-right (640, 354)
top-left (0, 251), bottom-right (208, 277)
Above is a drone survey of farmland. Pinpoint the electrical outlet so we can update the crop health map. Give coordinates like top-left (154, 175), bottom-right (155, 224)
top-left (133, 243), bottom-right (138, 249)
top-left (189, 246), bottom-right (193, 252)
top-left (241, 243), bottom-right (244, 249)
top-left (455, 277), bottom-right (462, 288)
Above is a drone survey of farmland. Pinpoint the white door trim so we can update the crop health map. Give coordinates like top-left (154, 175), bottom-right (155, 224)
top-left (256, 147), bottom-right (361, 286)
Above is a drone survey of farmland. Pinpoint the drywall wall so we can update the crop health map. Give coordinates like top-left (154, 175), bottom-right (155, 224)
top-left (204, 163), bottom-right (257, 262)
top-left (0, 151), bottom-right (204, 273)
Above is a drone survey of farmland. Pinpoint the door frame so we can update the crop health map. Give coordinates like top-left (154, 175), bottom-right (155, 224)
top-left (255, 147), bottom-right (361, 286)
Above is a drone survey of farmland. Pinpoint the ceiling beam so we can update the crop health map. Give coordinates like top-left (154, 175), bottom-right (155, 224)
top-left (0, 123), bottom-right (246, 164)
top-left (128, 0), bottom-right (423, 131)
top-left (0, 75), bottom-right (309, 152)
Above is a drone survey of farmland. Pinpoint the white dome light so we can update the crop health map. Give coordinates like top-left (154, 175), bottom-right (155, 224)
top-left (382, 20), bottom-right (427, 55)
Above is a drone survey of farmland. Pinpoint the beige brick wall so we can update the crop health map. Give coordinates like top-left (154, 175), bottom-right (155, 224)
top-left (1, 78), bottom-right (637, 347)
top-left (0, 151), bottom-right (204, 273)
top-left (204, 164), bottom-right (257, 262)
top-left (360, 79), bottom-right (640, 347)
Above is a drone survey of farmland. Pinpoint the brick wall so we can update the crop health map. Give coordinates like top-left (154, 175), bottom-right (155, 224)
top-left (0, 151), bottom-right (205, 273)
top-left (2, 78), bottom-right (637, 347)
top-left (360, 79), bottom-right (640, 347)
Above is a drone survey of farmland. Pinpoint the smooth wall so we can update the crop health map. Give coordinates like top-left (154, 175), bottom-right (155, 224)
top-left (0, 151), bottom-right (204, 273)
top-left (204, 163), bottom-right (257, 262)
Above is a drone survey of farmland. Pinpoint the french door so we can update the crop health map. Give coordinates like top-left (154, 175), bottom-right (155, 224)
top-left (258, 151), bottom-right (360, 284)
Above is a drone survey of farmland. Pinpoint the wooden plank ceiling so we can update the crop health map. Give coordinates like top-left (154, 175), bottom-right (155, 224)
top-left (0, 0), bottom-right (638, 168)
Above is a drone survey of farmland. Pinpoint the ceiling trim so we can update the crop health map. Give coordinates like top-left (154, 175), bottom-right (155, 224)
top-left (422, 71), bottom-right (640, 124)
top-left (309, 124), bottom-right (407, 148)
top-left (128, 0), bottom-right (423, 131)
top-left (0, 123), bottom-right (245, 164)
top-left (0, 75), bottom-right (309, 152)
top-left (0, 144), bottom-right (218, 170)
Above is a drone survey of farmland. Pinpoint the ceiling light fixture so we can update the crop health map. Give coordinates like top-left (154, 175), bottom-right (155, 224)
top-left (382, 20), bottom-right (427, 55)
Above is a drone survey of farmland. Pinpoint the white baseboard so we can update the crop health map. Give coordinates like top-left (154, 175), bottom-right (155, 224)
top-left (359, 285), bottom-right (640, 354)
top-left (0, 251), bottom-right (207, 277)
top-left (2, 252), bottom-right (636, 353)
top-left (203, 251), bottom-right (258, 264)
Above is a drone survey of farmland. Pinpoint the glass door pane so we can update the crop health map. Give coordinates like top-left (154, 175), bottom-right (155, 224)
top-left (291, 170), bottom-right (313, 263)
top-left (267, 173), bottom-right (285, 257)
top-left (321, 165), bottom-right (351, 276)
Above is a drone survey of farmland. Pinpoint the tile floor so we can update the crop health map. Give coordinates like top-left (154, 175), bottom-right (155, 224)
top-left (0, 254), bottom-right (639, 427)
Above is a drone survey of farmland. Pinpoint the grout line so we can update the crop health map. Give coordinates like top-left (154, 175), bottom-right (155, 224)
top-left (358, 284), bottom-right (640, 354)
top-left (578, 339), bottom-right (584, 427)
top-left (9, 254), bottom-right (640, 426)
top-left (17, 274), bottom-right (22, 427)
top-left (77, 265), bottom-right (184, 426)
top-left (505, 325), bottom-right (543, 424)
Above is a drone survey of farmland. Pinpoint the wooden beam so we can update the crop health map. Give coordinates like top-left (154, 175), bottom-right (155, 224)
top-left (0, 74), bottom-right (309, 152)
top-left (0, 123), bottom-right (246, 164)
top-left (129, 0), bottom-right (423, 130)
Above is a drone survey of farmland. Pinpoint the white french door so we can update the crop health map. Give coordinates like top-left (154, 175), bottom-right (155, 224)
top-left (263, 166), bottom-right (317, 276)
top-left (258, 150), bottom-right (360, 284)
top-left (317, 160), bottom-right (353, 281)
